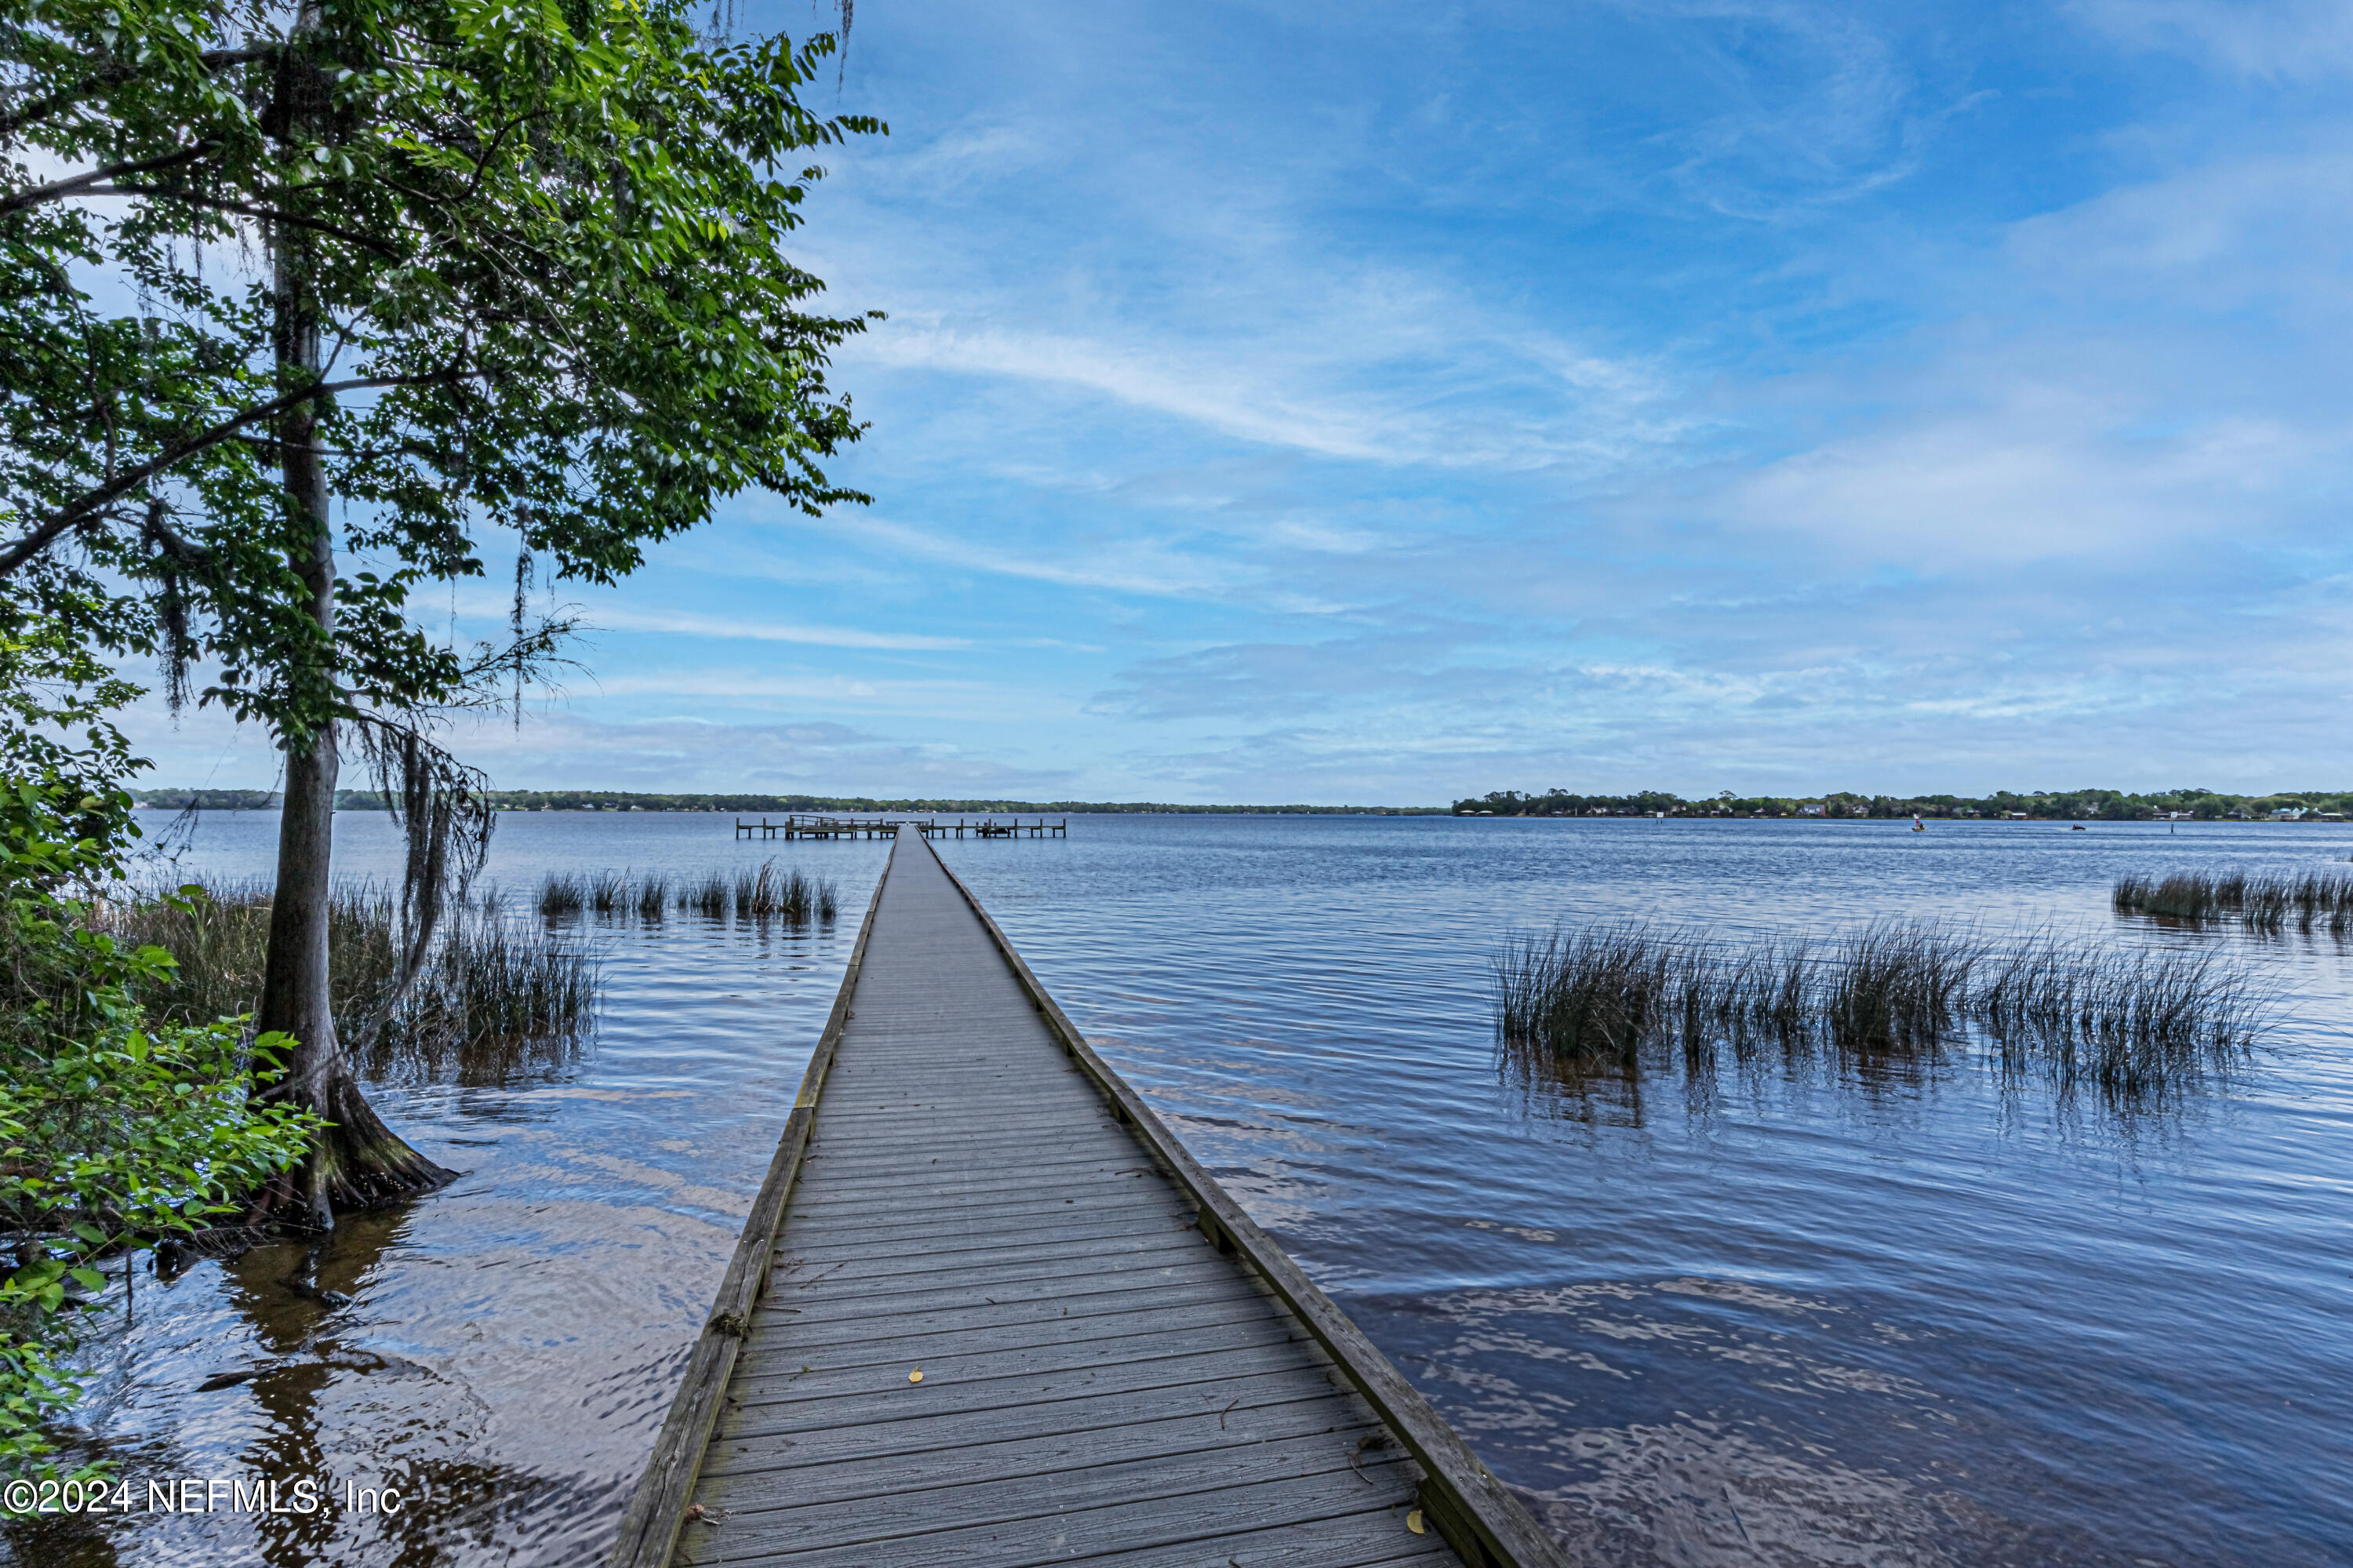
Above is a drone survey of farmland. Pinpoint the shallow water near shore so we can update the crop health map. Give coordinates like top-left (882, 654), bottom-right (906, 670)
top-left (7, 813), bottom-right (2350, 1566)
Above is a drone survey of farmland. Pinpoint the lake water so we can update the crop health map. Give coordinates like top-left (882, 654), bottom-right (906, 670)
top-left (5, 813), bottom-right (2349, 1567)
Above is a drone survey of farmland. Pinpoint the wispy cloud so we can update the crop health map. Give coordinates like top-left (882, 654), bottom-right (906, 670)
top-left (2070, 0), bottom-right (2353, 82)
top-left (586, 605), bottom-right (970, 651)
top-left (855, 310), bottom-right (1686, 476)
top-left (437, 714), bottom-right (1085, 796)
top-left (808, 513), bottom-right (1259, 600)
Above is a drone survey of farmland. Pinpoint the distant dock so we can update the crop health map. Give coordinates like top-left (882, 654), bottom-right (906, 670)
top-left (608, 831), bottom-right (1562, 1568)
top-left (733, 815), bottom-right (1068, 842)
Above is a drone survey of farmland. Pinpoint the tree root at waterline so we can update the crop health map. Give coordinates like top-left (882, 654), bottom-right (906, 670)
top-left (245, 1073), bottom-right (454, 1231)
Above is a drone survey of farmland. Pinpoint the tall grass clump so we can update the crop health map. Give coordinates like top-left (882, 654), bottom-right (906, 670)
top-left (1493, 925), bottom-right (1671, 1075)
top-left (1821, 922), bottom-right (1973, 1052)
top-left (539, 872), bottom-right (585, 919)
top-left (532, 864), bottom-right (840, 926)
top-left (634, 873), bottom-right (669, 922)
top-left (2116, 867), bottom-right (2353, 934)
top-left (682, 871), bottom-right (731, 918)
top-left (352, 916), bottom-right (602, 1085)
top-left (1974, 936), bottom-right (2258, 1102)
top-left (587, 869), bottom-right (628, 917)
top-left (1497, 919), bottom-right (2264, 1108)
top-left (732, 860), bottom-right (835, 923)
top-left (111, 879), bottom-right (598, 1086)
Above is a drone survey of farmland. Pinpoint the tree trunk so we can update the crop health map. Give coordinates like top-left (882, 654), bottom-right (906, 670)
top-left (253, 721), bottom-right (449, 1227)
top-left (250, 7), bottom-right (449, 1227)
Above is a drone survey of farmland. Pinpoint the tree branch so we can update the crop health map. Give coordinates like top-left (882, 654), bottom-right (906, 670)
top-left (0, 49), bottom-right (279, 140)
top-left (0, 143), bottom-right (216, 216)
top-left (140, 504), bottom-right (212, 567)
top-left (0, 370), bottom-right (475, 580)
top-left (85, 184), bottom-right (409, 257)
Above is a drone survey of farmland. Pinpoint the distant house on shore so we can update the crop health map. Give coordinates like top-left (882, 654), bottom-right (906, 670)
top-left (1797, 802), bottom-right (1827, 817)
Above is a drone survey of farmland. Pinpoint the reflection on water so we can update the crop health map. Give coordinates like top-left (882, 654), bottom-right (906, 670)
top-left (7, 813), bottom-right (2352, 1566)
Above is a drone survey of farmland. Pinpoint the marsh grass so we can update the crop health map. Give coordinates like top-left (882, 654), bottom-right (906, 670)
top-left (682, 871), bottom-right (731, 919)
top-left (538, 873), bottom-right (585, 919)
top-left (587, 870), bottom-right (627, 917)
top-left (732, 861), bottom-right (830, 922)
top-left (109, 879), bottom-right (598, 1086)
top-left (634, 874), bottom-right (669, 922)
top-left (2115, 868), bottom-right (2353, 934)
top-left (532, 864), bottom-right (838, 926)
top-left (533, 863), bottom-right (838, 926)
top-left (359, 916), bottom-right (601, 1085)
top-left (1497, 919), bottom-right (2264, 1108)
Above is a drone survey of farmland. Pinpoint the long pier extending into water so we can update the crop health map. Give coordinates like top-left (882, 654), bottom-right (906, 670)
top-left (609, 831), bottom-right (1564, 1568)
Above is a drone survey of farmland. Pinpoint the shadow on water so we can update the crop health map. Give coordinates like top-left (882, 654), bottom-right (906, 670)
top-left (9, 1206), bottom-right (571, 1568)
top-left (216, 1215), bottom-right (566, 1567)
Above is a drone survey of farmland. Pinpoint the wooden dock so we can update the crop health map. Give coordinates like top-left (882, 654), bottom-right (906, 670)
top-left (609, 831), bottom-right (1563, 1568)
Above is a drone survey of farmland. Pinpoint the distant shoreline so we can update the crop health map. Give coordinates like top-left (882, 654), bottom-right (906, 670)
top-left (129, 788), bottom-right (1449, 817)
top-left (125, 787), bottom-right (2351, 825)
top-left (1457, 788), bottom-right (2350, 824)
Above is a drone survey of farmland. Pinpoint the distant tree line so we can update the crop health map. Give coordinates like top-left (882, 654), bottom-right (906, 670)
top-left (130, 788), bottom-right (1447, 816)
top-left (1454, 788), bottom-right (2353, 821)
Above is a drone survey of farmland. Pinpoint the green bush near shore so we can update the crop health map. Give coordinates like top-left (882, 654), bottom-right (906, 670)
top-left (2, 609), bottom-right (315, 1474)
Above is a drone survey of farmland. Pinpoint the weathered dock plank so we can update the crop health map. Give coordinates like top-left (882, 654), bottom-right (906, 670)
top-left (609, 831), bottom-right (1564, 1568)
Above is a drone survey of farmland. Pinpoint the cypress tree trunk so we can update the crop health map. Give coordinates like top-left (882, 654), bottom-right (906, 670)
top-left (250, 6), bottom-right (450, 1228)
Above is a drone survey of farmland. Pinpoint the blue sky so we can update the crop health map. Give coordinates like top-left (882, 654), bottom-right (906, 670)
top-left (139, 0), bottom-right (2353, 804)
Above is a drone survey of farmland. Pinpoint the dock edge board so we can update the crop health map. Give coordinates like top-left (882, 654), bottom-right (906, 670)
top-left (605, 862), bottom-right (891, 1568)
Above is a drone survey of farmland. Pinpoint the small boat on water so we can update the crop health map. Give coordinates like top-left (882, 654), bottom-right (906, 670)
top-left (1911, 815), bottom-right (1925, 832)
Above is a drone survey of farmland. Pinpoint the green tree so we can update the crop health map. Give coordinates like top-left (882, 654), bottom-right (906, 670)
top-left (0, 593), bottom-right (317, 1472)
top-left (2, 0), bottom-right (879, 1219)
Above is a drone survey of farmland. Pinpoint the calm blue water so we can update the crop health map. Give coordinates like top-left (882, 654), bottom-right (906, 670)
top-left (9, 813), bottom-right (2349, 1567)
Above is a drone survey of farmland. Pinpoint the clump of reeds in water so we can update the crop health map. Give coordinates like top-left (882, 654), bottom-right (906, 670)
top-left (729, 860), bottom-right (835, 923)
top-left (108, 879), bottom-right (599, 1086)
top-left (536, 864), bottom-right (838, 926)
top-left (634, 873), bottom-right (669, 922)
top-left (361, 913), bottom-right (601, 1085)
top-left (1495, 919), bottom-right (2265, 1108)
top-left (588, 869), bottom-right (628, 917)
top-left (539, 872), bottom-right (586, 919)
top-left (681, 870), bottom-right (731, 919)
top-left (2115, 868), bottom-right (2353, 935)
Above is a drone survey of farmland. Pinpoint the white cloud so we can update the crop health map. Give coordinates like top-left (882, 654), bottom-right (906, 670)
top-left (2005, 148), bottom-right (2353, 312)
top-left (586, 605), bottom-right (969, 651)
top-left (809, 512), bottom-right (1259, 599)
top-left (1713, 379), bottom-right (2334, 565)
top-left (856, 315), bottom-right (1678, 474)
top-left (2070, 0), bottom-right (2353, 82)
